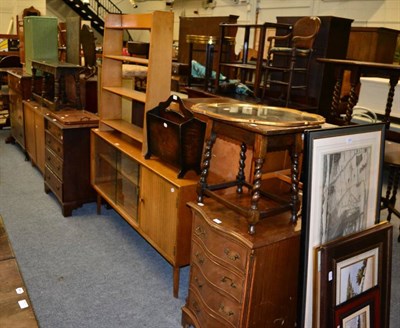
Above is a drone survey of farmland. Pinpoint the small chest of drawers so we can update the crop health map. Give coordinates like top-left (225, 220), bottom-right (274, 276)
top-left (44, 110), bottom-right (98, 216)
top-left (182, 199), bottom-right (301, 328)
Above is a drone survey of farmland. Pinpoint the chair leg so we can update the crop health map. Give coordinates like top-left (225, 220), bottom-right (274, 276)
top-left (262, 52), bottom-right (273, 100)
top-left (388, 165), bottom-right (399, 221)
top-left (285, 50), bottom-right (297, 107)
top-left (383, 165), bottom-right (400, 241)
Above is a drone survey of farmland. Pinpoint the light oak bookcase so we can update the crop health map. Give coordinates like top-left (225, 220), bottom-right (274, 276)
top-left (91, 11), bottom-right (198, 297)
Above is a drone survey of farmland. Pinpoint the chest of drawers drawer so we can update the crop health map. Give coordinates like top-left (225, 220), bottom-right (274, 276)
top-left (45, 130), bottom-right (64, 158)
top-left (7, 73), bottom-right (22, 94)
top-left (186, 287), bottom-right (234, 328)
top-left (193, 211), bottom-right (248, 274)
top-left (46, 119), bottom-right (63, 140)
top-left (45, 147), bottom-right (63, 179)
top-left (44, 166), bottom-right (62, 200)
top-left (191, 240), bottom-right (244, 303)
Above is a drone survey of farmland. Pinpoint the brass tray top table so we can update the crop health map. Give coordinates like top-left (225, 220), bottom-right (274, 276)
top-left (192, 102), bottom-right (325, 234)
top-left (31, 59), bottom-right (84, 110)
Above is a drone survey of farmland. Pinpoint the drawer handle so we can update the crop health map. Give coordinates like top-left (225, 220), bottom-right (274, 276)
top-left (221, 276), bottom-right (237, 289)
top-left (194, 226), bottom-right (206, 238)
top-left (192, 301), bottom-right (201, 314)
top-left (218, 304), bottom-right (234, 317)
top-left (195, 252), bottom-right (205, 265)
top-left (224, 248), bottom-right (240, 262)
top-left (194, 276), bottom-right (203, 289)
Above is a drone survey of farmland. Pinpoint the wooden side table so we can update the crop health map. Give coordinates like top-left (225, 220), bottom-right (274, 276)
top-left (31, 59), bottom-right (84, 110)
top-left (317, 58), bottom-right (400, 142)
top-left (191, 102), bottom-right (325, 234)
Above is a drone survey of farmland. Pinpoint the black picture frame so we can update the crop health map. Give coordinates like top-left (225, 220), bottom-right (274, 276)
top-left (298, 123), bottom-right (386, 328)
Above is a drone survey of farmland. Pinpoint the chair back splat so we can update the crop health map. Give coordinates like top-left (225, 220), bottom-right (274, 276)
top-left (262, 16), bottom-right (321, 107)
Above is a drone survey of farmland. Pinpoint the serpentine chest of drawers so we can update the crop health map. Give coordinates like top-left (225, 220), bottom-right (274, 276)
top-left (182, 198), bottom-right (301, 328)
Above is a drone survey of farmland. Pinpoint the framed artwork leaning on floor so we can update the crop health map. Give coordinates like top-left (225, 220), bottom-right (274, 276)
top-left (298, 123), bottom-right (386, 328)
top-left (319, 222), bottom-right (392, 328)
top-left (334, 286), bottom-right (381, 328)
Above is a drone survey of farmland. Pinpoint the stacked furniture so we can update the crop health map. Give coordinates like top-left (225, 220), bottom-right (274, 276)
top-left (7, 17), bottom-right (99, 217)
top-left (23, 16), bottom-right (58, 74)
top-left (91, 11), bottom-right (198, 298)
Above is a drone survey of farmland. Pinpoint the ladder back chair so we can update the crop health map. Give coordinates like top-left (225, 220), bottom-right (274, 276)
top-left (262, 16), bottom-right (321, 106)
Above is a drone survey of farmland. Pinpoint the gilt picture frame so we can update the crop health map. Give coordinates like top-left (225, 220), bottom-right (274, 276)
top-left (298, 123), bottom-right (386, 328)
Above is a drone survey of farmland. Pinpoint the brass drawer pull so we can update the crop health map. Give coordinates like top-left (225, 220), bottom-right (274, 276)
top-left (194, 276), bottom-right (203, 289)
top-left (224, 248), bottom-right (240, 261)
top-left (218, 304), bottom-right (234, 317)
top-left (195, 251), bottom-right (205, 265)
top-left (194, 226), bottom-right (206, 238)
top-left (192, 301), bottom-right (201, 314)
top-left (221, 276), bottom-right (237, 289)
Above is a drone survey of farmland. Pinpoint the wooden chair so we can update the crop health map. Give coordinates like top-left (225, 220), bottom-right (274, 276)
top-left (262, 16), bottom-right (321, 106)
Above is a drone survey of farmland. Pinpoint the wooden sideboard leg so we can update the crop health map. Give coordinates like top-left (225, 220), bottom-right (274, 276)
top-left (173, 266), bottom-right (180, 298)
top-left (96, 194), bottom-right (102, 215)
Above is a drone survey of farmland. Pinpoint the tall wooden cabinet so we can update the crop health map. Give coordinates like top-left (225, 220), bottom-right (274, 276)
top-left (182, 199), bottom-right (301, 328)
top-left (92, 11), bottom-right (198, 297)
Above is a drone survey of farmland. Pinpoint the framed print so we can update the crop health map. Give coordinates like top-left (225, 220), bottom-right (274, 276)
top-left (334, 286), bottom-right (381, 328)
top-left (318, 222), bottom-right (392, 327)
top-left (298, 123), bottom-right (386, 328)
top-left (336, 247), bottom-right (378, 305)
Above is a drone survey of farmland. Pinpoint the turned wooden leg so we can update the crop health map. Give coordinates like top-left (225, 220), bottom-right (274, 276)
top-left (236, 142), bottom-right (247, 194)
top-left (330, 68), bottom-right (343, 120)
top-left (197, 132), bottom-right (216, 204)
top-left (248, 157), bottom-right (264, 235)
top-left (173, 266), bottom-right (180, 298)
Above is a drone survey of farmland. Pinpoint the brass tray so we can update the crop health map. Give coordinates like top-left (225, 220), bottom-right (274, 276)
top-left (191, 103), bottom-right (325, 127)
